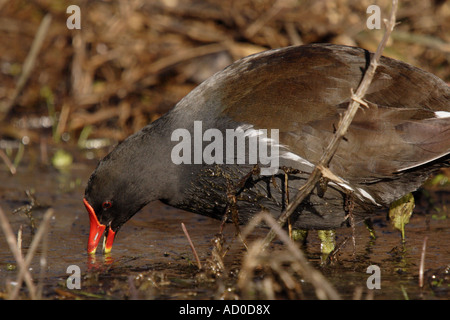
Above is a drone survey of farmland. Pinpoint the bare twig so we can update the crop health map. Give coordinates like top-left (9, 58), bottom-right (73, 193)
top-left (262, 0), bottom-right (399, 249)
top-left (181, 222), bottom-right (202, 270)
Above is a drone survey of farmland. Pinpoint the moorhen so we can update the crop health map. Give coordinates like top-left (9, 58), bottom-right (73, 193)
top-left (83, 43), bottom-right (450, 254)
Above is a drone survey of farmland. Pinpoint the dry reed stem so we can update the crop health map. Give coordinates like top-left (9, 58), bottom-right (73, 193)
top-left (419, 236), bottom-right (428, 288)
top-left (0, 149), bottom-right (16, 174)
top-left (0, 206), bottom-right (36, 298)
top-left (0, 13), bottom-right (52, 120)
top-left (0, 206), bottom-right (54, 299)
top-left (262, 0), bottom-right (399, 249)
top-left (11, 208), bottom-right (53, 299)
top-left (240, 211), bottom-right (341, 300)
top-left (181, 222), bottom-right (202, 270)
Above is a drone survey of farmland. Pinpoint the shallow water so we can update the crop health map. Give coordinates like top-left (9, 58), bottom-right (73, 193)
top-left (0, 157), bottom-right (449, 300)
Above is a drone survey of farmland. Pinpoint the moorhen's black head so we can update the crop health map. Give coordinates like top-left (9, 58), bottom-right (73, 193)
top-left (84, 43), bottom-right (450, 254)
top-left (83, 140), bottom-right (150, 254)
top-left (84, 119), bottom-right (179, 254)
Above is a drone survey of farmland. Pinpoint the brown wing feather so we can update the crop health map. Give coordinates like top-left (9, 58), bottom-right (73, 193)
top-left (219, 44), bottom-right (450, 180)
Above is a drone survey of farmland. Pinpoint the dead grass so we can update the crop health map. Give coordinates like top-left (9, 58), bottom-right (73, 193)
top-left (0, 0), bottom-right (449, 145)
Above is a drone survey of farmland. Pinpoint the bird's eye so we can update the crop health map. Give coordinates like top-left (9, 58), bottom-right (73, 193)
top-left (102, 201), bottom-right (112, 210)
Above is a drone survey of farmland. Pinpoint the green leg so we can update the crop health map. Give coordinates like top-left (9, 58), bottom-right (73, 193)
top-left (364, 218), bottom-right (376, 240)
top-left (291, 229), bottom-right (308, 245)
top-left (318, 230), bottom-right (336, 261)
top-left (389, 193), bottom-right (415, 241)
top-left (292, 229), bottom-right (336, 262)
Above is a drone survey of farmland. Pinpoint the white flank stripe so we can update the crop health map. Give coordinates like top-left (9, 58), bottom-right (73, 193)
top-left (434, 111), bottom-right (450, 119)
top-left (234, 126), bottom-right (381, 206)
top-left (329, 182), bottom-right (380, 206)
top-left (280, 151), bottom-right (315, 167)
top-left (357, 187), bottom-right (379, 205)
top-left (336, 182), bottom-right (354, 192)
